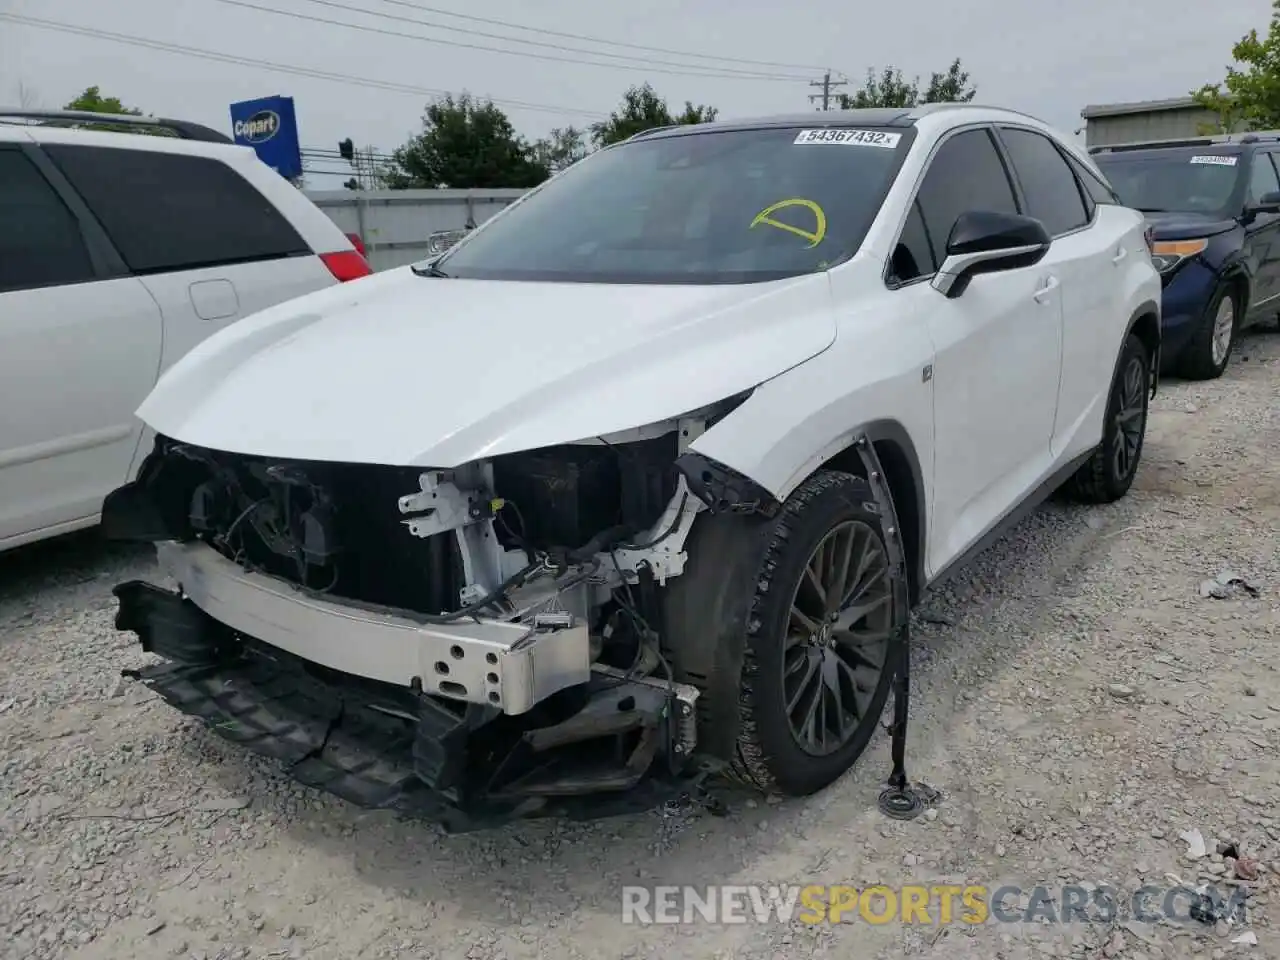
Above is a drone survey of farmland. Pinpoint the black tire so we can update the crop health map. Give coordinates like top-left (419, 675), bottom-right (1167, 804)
top-left (1064, 332), bottom-right (1151, 504)
top-left (667, 470), bottom-right (901, 797)
top-left (1178, 283), bottom-right (1239, 380)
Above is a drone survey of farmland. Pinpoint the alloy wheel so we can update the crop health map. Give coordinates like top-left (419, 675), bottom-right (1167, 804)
top-left (783, 520), bottom-right (894, 757)
top-left (1111, 354), bottom-right (1146, 483)
top-left (1211, 295), bottom-right (1235, 367)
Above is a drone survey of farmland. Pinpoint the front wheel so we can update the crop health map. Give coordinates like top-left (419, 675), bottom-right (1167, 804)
top-left (1179, 284), bottom-right (1238, 380)
top-left (729, 471), bottom-right (903, 796)
top-left (1064, 332), bottom-right (1151, 504)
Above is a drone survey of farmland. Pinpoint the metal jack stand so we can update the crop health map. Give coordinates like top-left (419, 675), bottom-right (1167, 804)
top-left (851, 436), bottom-right (940, 821)
top-left (877, 623), bottom-right (938, 819)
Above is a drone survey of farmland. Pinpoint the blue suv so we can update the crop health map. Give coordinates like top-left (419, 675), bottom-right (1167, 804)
top-left (1091, 133), bottom-right (1280, 379)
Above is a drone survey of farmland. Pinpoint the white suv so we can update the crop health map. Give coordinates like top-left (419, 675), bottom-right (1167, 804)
top-left (0, 109), bottom-right (371, 552)
top-left (103, 104), bottom-right (1160, 829)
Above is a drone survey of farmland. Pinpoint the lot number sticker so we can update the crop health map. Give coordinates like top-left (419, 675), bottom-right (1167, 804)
top-left (794, 128), bottom-right (902, 148)
top-left (1190, 155), bottom-right (1238, 166)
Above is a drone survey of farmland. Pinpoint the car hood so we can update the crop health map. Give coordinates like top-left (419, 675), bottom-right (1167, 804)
top-left (1144, 211), bottom-right (1238, 241)
top-left (137, 266), bottom-right (837, 466)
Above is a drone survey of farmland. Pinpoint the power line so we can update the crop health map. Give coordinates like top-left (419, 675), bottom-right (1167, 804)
top-left (276, 0), bottom-right (815, 81)
top-left (365, 0), bottom-right (829, 73)
top-left (209, 0), bottom-right (811, 82)
top-left (302, 157), bottom-right (393, 168)
top-left (303, 148), bottom-right (395, 161)
top-left (0, 13), bottom-right (605, 118)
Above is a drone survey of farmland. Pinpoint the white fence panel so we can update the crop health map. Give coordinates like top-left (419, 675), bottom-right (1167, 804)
top-left (305, 188), bottom-right (528, 272)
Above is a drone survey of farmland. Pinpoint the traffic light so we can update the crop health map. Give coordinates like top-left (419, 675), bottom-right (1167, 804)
top-left (338, 138), bottom-right (354, 161)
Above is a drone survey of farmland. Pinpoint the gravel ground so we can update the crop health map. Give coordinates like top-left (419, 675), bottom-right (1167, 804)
top-left (1, 330), bottom-right (1278, 960)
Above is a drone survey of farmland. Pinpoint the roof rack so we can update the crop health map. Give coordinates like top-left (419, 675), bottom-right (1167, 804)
top-left (1089, 130), bottom-right (1280, 154)
top-left (0, 109), bottom-right (232, 144)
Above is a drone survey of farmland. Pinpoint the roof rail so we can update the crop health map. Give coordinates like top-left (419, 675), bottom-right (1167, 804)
top-left (0, 108), bottom-right (232, 144)
top-left (1236, 130), bottom-right (1280, 143)
top-left (627, 124), bottom-right (680, 141)
top-left (908, 102), bottom-right (1047, 125)
top-left (1089, 130), bottom-right (1280, 154)
top-left (1089, 138), bottom-right (1213, 154)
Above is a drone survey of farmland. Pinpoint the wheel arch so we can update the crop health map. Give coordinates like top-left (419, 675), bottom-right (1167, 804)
top-left (675, 417), bottom-right (928, 608)
top-left (817, 420), bottom-right (927, 607)
top-left (1219, 265), bottom-right (1251, 316)
top-left (1122, 300), bottom-right (1162, 398)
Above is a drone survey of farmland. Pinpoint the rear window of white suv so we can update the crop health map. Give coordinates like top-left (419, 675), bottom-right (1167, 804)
top-left (42, 145), bottom-right (312, 274)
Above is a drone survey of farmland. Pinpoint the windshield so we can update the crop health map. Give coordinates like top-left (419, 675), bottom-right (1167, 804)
top-left (1093, 150), bottom-right (1243, 215)
top-left (434, 125), bottom-right (911, 284)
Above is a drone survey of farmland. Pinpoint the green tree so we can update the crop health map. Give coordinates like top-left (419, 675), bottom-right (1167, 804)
top-left (59, 85), bottom-right (161, 136)
top-left (922, 59), bottom-right (978, 104)
top-left (589, 83), bottom-right (718, 147)
top-left (1191, 0), bottom-right (1280, 131)
top-left (532, 125), bottom-right (589, 175)
top-left (837, 59), bottom-right (977, 109)
top-left (840, 67), bottom-right (919, 109)
top-left (64, 85), bottom-right (143, 116)
top-left (383, 93), bottom-right (549, 189)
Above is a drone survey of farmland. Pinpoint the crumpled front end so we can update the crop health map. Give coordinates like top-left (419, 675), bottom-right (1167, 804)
top-left (114, 579), bottom-right (698, 831)
top-left (103, 427), bottom-right (728, 829)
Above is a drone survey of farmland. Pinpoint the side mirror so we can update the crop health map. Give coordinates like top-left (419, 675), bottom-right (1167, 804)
top-left (1247, 190), bottom-right (1280, 216)
top-left (931, 211), bottom-right (1052, 299)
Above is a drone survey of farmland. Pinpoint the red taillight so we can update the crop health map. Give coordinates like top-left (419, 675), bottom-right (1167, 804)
top-left (320, 250), bottom-right (373, 282)
top-left (345, 232), bottom-right (366, 257)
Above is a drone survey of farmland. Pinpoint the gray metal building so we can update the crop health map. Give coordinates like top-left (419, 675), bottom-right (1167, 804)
top-left (1080, 96), bottom-right (1240, 147)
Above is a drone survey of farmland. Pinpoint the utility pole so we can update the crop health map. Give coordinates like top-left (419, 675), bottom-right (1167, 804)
top-left (808, 71), bottom-right (847, 111)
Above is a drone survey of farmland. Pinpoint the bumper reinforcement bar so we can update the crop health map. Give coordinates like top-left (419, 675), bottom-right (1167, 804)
top-left (150, 540), bottom-right (591, 715)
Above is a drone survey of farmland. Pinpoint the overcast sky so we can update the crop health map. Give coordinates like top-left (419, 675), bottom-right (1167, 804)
top-left (1, 0), bottom-right (1272, 185)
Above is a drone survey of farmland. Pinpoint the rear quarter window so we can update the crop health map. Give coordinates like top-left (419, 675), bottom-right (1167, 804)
top-left (42, 145), bottom-right (310, 274)
top-left (998, 127), bottom-right (1091, 236)
top-left (1075, 161), bottom-right (1122, 205)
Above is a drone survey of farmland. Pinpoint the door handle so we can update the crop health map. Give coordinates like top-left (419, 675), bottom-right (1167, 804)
top-left (1112, 246), bottom-right (1128, 264)
top-left (1033, 276), bottom-right (1060, 304)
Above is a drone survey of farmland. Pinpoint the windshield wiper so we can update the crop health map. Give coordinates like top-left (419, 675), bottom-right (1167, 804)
top-left (1135, 206), bottom-right (1168, 213)
top-left (411, 260), bottom-right (451, 278)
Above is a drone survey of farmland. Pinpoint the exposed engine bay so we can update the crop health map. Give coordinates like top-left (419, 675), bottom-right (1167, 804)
top-left (102, 404), bottom-right (770, 830)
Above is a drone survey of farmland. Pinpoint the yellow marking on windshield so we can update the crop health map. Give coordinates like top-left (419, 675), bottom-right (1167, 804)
top-left (750, 198), bottom-right (827, 248)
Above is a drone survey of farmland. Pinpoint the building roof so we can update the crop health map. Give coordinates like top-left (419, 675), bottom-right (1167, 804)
top-left (1080, 97), bottom-right (1206, 120)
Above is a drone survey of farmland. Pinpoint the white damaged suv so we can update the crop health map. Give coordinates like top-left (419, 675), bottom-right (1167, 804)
top-left (103, 104), bottom-right (1161, 829)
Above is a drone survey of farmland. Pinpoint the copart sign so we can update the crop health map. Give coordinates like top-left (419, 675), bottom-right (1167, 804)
top-left (228, 95), bottom-right (302, 179)
top-left (234, 110), bottom-right (280, 144)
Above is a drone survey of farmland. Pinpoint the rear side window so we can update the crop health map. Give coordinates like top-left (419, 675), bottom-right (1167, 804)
top-left (999, 127), bottom-right (1090, 236)
top-left (0, 149), bottom-right (96, 293)
top-left (43, 145), bottom-right (310, 274)
top-left (915, 129), bottom-right (1018, 268)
